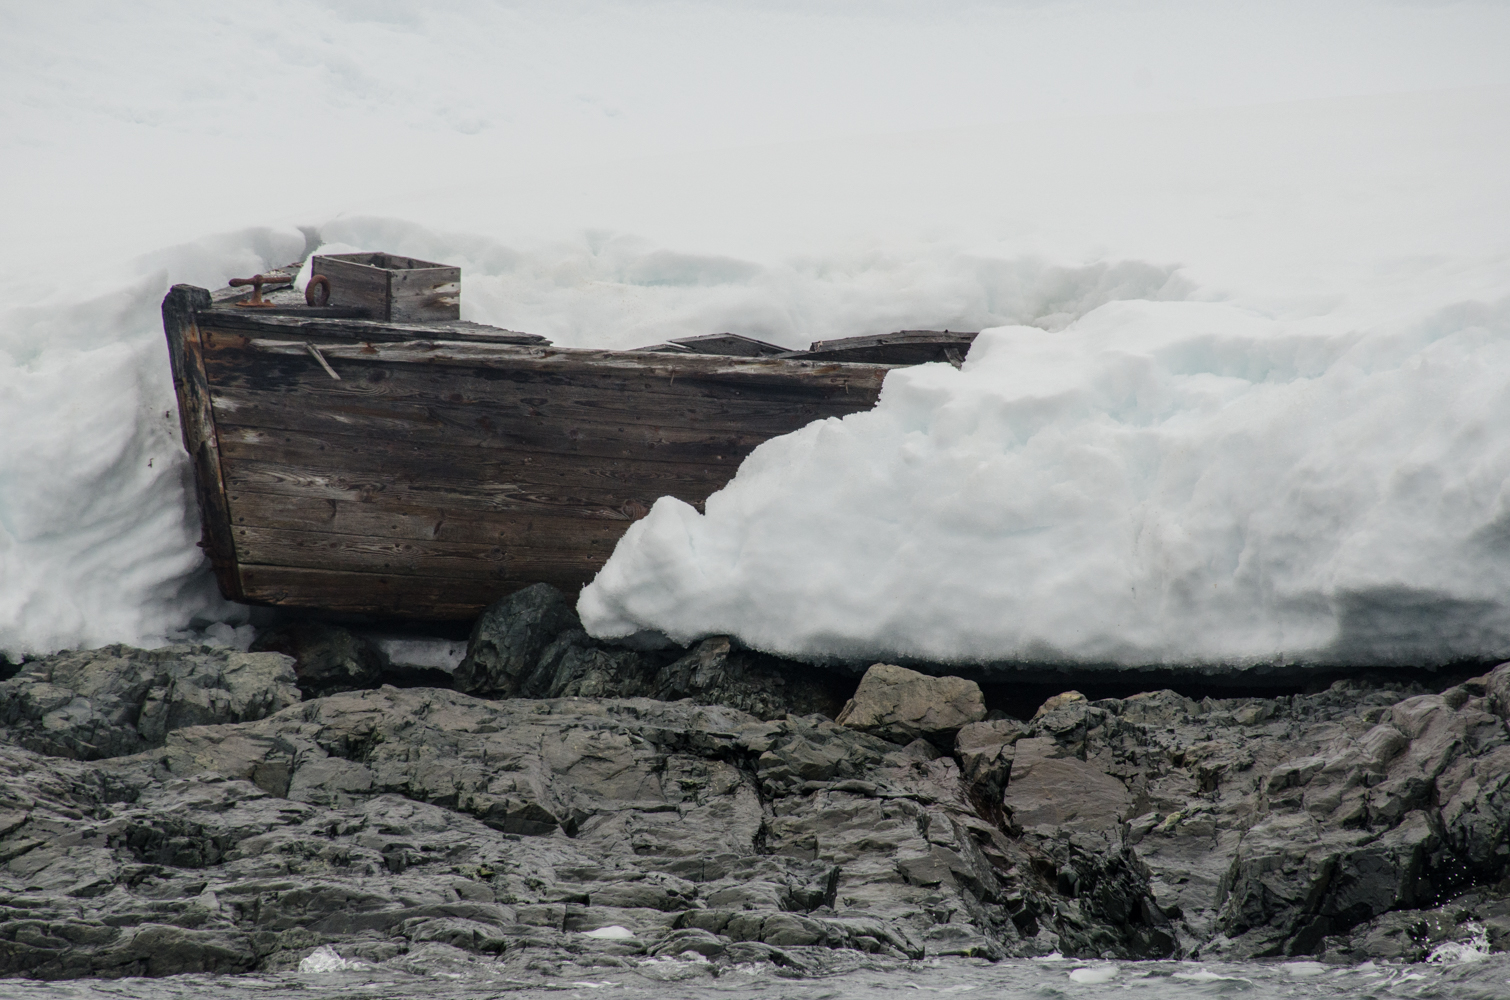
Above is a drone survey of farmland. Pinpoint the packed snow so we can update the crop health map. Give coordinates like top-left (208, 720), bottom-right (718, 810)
top-left (2, 2), bottom-right (1509, 664)
top-left (581, 287), bottom-right (1510, 666)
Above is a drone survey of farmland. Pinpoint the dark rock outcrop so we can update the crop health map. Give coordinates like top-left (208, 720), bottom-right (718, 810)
top-left (454, 584), bottom-right (581, 697)
top-left (456, 588), bottom-right (847, 720)
top-left (1005, 672), bottom-right (1510, 960)
top-left (250, 622), bottom-right (387, 696)
top-left (0, 644), bottom-right (299, 760)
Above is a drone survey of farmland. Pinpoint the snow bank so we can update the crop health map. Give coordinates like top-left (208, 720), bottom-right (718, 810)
top-left (0, 229), bottom-right (305, 658)
top-left (4, 2), bottom-right (1509, 660)
top-left (580, 297), bottom-right (1510, 666)
top-left (0, 217), bottom-right (1189, 660)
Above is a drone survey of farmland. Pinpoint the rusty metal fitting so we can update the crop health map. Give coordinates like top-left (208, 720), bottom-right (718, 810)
top-left (229, 273), bottom-right (294, 308)
top-left (305, 274), bottom-right (331, 307)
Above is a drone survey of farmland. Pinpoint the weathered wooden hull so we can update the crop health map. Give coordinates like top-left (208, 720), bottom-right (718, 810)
top-left (163, 283), bottom-right (896, 620)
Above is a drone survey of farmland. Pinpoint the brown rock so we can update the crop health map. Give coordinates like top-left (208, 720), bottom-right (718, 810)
top-left (1032, 690), bottom-right (1087, 719)
top-left (835, 663), bottom-right (986, 744)
top-left (1003, 736), bottom-right (1132, 833)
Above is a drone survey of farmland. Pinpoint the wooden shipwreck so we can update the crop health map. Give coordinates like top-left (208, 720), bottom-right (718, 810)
top-left (163, 253), bottom-right (975, 620)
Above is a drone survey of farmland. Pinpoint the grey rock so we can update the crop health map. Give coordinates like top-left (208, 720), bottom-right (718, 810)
top-left (474, 625), bottom-right (847, 722)
top-left (0, 677), bottom-right (1162, 979)
top-left (1010, 666), bottom-right (1510, 960)
top-left (0, 644), bottom-right (299, 760)
top-left (454, 584), bottom-right (581, 697)
top-left (250, 622), bottom-right (387, 695)
top-left (1320, 886), bottom-right (1510, 961)
top-left (521, 629), bottom-right (655, 700)
top-left (836, 663), bottom-right (986, 744)
top-left (955, 718), bottom-right (1025, 812)
top-left (1032, 690), bottom-right (1087, 718)
top-left (1003, 737), bottom-right (1133, 833)
top-left (4, 647), bottom-right (1510, 980)
top-left (649, 637), bottom-right (846, 721)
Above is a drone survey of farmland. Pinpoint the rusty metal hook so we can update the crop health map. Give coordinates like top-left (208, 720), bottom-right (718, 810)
top-left (305, 274), bottom-right (331, 307)
top-left (229, 273), bottom-right (294, 308)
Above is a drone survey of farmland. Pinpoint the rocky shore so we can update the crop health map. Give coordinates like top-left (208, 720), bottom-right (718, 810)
top-left (0, 585), bottom-right (1507, 981)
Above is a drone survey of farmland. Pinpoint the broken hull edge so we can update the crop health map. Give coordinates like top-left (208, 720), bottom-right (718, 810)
top-left (162, 283), bottom-right (893, 620)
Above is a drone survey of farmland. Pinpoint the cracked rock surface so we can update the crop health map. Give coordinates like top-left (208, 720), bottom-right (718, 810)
top-left (0, 639), bottom-right (1508, 980)
top-left (0, 644), bottom-right (299, 760)
top-left (455, 585), bottom-right (847, 719)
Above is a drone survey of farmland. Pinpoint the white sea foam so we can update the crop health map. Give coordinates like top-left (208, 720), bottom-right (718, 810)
top-left (1068, 964), bottom-right (1118, 983)
top-left (1427, 923), bottom-right (1491, 964)
top-left (298, 945), bottom-right (363, 973)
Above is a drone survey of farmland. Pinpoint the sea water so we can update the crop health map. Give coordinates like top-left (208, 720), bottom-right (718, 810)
top-left (3, 955), bottom-right (1509, 1000)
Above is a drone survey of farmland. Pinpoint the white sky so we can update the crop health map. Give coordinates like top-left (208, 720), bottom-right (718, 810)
top-left (3, 1), bottom-right (1509, 283)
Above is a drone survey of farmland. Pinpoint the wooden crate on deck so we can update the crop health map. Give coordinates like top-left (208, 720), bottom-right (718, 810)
top-left (312, 252), bottom-right (460, 322)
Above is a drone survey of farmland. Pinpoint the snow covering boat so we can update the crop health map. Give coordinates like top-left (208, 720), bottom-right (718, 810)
top-left (162, 254), bottom-right (974, 620)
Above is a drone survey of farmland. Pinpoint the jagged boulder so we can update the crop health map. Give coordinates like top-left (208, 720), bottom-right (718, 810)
top-left (454, 584), bottom-right (581, 697)
top-left (954, 718), bottom-right (1025, 815)
top-left (458, 591), bottom-right (850, 720)
top-left (650, 637), bottom-right (847, 720)
top-left (1032, 690), bottom-right (1086, 718)
top-left (518, 629), bottom-right (655, 699)
top-left (1003, 736), bottom-right (1133, 834)
top-left (836, 663), bottom-right (986, 744)
top-left (250, 621), bottom-right (387, 695)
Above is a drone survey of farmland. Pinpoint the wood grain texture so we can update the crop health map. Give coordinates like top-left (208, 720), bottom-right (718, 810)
top-left (162, 285), bottom-right (244, 601)
top-left (201, 312), bottom-right (547, 345)
top-left (800, 329), bottom-right (978, 365)
top-left (211, 396), bottom-right (770, 466)
top-left (169, 298), bottom-right (894, 619)
top-left (222, 329), bottom-right (894, 386)
top-left (236, 564), bottom-right (530, 618)
top-left (228, 490), bottom-right (629, 550)
top-left (218, 427), bottom-right (737, 504)
top-left (199, 339), bottom-right (876, 421)
top-left (314, 253), bottom-right (461, 322)
top-left (220, 453), bottom-right (705, 521)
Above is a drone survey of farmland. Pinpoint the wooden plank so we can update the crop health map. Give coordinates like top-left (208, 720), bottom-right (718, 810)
top-left (235, 564), bottom-right (541, 619)
top-left (806, 329), bottom-right (978, 352)
top-left (203, 327), bottom-right (895, 389)
top-left (233, 524), bottom-right (609, 580)
top-left (387, 264), bottom-right (461, 322)
top-left (217, 425), bottom-right (744, 493)
top-left (313, 253), bottom-right (393, 319)
top-left (314, 252), bottom-right (462, 323)
top-left (199, 351), bottom-right (865, 428)
top-left (800, 330), bottom-right (978, 365)
top-left (197, 332), bottom-right (884, 432)
top-left (162, 284), bottom-right (244, 601)
top-left (200, 311), bottom-right (547, 345)
top-left (221, 455), bottom-right (686, 521)
top-left (200, 356), bottom-right (869, 437)
top-left (208, 388), bottom-right (827, 465)
top-left (668, 333), bottom-right (788, 357)
top-left (227, 490), bottom-right (630, 551)
top-left (236, 525), bottom-right (509, 577)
